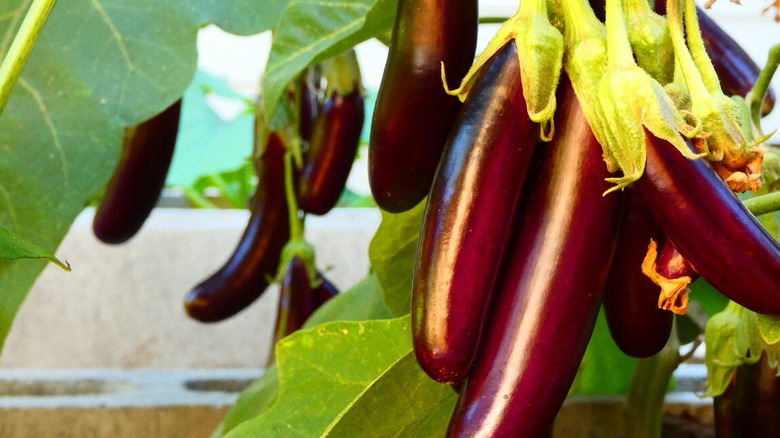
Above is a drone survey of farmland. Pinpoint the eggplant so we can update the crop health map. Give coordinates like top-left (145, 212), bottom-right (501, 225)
top-left (412, 41), bottom-right (537, 385)
top-left (296, 90), bottom-right (365, 215)
top-left (603, 191), bottom-right (673, 358)
top-left (714, 374), bottom-right (736, 438)
top-left (657, 239), bottom-right (698, 280)
top-left (368, 0), bottom-right (478, 213)
top-left (730, 353), bottom-right (780, 437)
top-left (299, 66), bottom-right (322, 143)
top-left (93, 100), bottom-right (181, 244)
top-left (635, 132), bottom-right (780, 316)
top-left (446, 81), bottom-right (622, 437)
top-left (654, 1), bottom-right (775, 115)
top-left (184, 132), bottom-right (290, 322)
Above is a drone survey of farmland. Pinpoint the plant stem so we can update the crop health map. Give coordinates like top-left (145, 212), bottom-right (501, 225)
top-left (0, 0), bottom-right (58, 117)
top-left (747, 43), bottom-right (780, 128)
top-left (666, 0), bottom-right (711, 107)
top-left (683, 0), bottom-right (720, 94)
top-left (283, 151), bottom-right (304, 242)
top-left (623, 324), bottom-right (681, 438)
top-left (605, 0), bottom-right (635, 69)
top-left (560, 0), bottom-right (601, 41)
top-left (745, 191), bottom-right (780, 217)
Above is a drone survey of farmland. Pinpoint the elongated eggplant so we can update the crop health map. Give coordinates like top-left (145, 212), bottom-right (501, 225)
top-left (299, 66), bottom-right (321, 143)
top-left (296, 90), bottom-right (364, 215)
top-left (654, 1), bottom-right (775, 114)
top-left (93, 100), bottom-right (181, 244)
top-left (714, 374), bottom-right (736, 438)
top-left (635, 133), bottom-right (780, 316)
top-left (730, 353), bottom-right (780, 437)
top-left (184, 132), bottom-right (290, 322)
top-left (603, 191), bottom-right (673, 358)
top-left (271, 257), bottom-right (338, 345)
top-left (446, 83), bottom-right (622, 438)
top-left (369, 0), bottom-right (478, 213)
top-left (412, 41), bottom-right (537, 385)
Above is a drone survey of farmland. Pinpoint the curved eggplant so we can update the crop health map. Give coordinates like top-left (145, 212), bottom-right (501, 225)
top-left (654, 1), bottom-right (775, 115)
top-left (93, 100), bottom-right (181, 244)
top-left (635, 133), bottom-right (780, 316)
top-left (412, 41), bottom-right (537, 385)
top-left (296, 90), bottom-right (365, 215)
top-left (446, 82), bottom-right (622, 437)
top-left (184, 132), bottom-right (290, 322)
top-left (603, 191), bottom-right (673, 358)
top-left (368, 0), bottom-right (478, 213)
top-left (731, 354), bottom-right (780, 437)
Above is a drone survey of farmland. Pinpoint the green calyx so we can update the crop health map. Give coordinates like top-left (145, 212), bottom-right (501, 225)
top-left (322, 49), bottom-right (362, 98)
top-left (278, 238), bottom-right (318, 286)
top-left (444, 0), bottom-right (563, 138)
top-left (623, 0), bottom-right (674, 84)
top-left (704, 301), bottom-right (780, 398)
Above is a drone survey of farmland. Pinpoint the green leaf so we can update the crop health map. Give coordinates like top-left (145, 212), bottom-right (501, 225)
top-left (0, 225), bottom-right (69, 270)
top-left (219, 274), bottom-right (392, 436)
top-left (571, 308), bottom-right (637, 395)
top-left (322, 353), bottom-right (456, 438)
top-left (688, 278), bottom-right (729, 316)
top-left (262, 0), bottom-right (397, 129)
top-left (368, 200), bottom-right (426, 317)
top-left (0, 0), bottom-right (278, 352)
top-left (224, 316), bottom-right (415, 438)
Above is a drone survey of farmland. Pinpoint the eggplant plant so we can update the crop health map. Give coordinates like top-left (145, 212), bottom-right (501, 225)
top-left (0, 0), bottom-right (779, 437)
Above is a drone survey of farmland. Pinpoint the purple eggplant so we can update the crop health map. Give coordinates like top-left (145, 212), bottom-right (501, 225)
top-left (296, 90), bottom-right (365, 215)
top-left (184, 132), bottom-right (290, 322)
top-left (299, 66), bottom-right (322, 143)
top-left (730, 353), bottom-right (780, 437)
top-left (369, 0), bottom-right (478, 213)
top-left (93, 100), bottom-right (181, 244)
top-left (411, 41), bottom-right (537, 385)
top-left (635, 132), bottom-right (780, 316)
top-left (446, 82), bottom-right (622, 437)
top-left (603, 191), bottom-right (673, 358)
top-left (714, 374), bottom-right (736, 438)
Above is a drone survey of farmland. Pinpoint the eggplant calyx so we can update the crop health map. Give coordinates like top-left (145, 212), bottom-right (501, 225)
top-left (623, 0), bottom-right (674, 84)
top-left (641, 239), bottom-right (693, 315)
top-left (711, 147), bottom-right (766, 193)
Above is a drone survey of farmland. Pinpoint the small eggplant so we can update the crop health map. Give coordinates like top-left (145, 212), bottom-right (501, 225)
top-left (412, 41), bottom-right (537, 385)
top-left (296, 90), bottom-right (364, 215)
top-left (730, 354), bottom-right (780, 437)
top-left (603, 191), bottom-right (673, 358)
top-left (446, 82), bottom-right (622, 437)
top-left (93, 100), bottom-right (181, 244)
top-left (299, 66), bottom-right (322, 143)
top-left (184, 132), bottom-right (290, 322)
top-left (369, 0), bottom-right (478, 213)
top-left (635, 132), bottom-right (780, 316)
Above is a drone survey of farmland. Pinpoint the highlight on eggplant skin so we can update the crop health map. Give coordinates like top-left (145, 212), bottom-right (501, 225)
top-left (412, 41), bottom-right (537, 385)
top-left (184, 132), bottom-right (290, 323)
top-left (446, 82), bottom-right (622, 438)
top-left (92, 100), bottom-right (182, 244)
top-left (635, 132), bottom-right (780, 317)
top-left (603, 192), bottom-right (673, 359)
top-left (368, 0), bottom-right (478, 213)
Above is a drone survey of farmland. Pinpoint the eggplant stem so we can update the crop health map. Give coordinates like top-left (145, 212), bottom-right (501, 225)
top-left (744, 190), bottom-right (780, 217)
top-left (683, 0), bottom-right (721, 94)
top-left (746, 43), bottom-right (780, 128)
top-left (0, 0), bottom-right (58, 118)
top-left (283, 151), bottom-right (304, 242)
top-left (560, 0), bottom-right (602, 43)
top-left (623, 322), bottom-right (681, 438)
top-left (605, 0), bottom-right (636, 69)
top-left (666, 0), bottom-right (712, 109)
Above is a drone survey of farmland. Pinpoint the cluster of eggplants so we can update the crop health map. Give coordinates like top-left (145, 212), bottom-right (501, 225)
top-left (368, 0), bottom-right (478, 213)
top-left (714, 354), bottom-right (780, 437)
top-left (92, 100), bottom-right (182, 244)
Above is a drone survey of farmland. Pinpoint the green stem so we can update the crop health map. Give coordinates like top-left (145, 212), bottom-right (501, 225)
top-left (479, 16), bottom-right (512, 24)
top-left (623, 323), bottom-right (681, 438)
top-left (0, 0), bottom-right (58, 117)
top-left (666, 0), bottom-right (711, 109)
top-left (683, 0), bottom-right (720, 94)
top-left (605, 0), bottom-right (636, 69)
top-left (745, 191), bottom-right (780, 217)
top-left (560, 0), bottom-right (602, 41)
top-left (283, 151), bottom-right (304, 242)
top-left (518, 0), bottom-right (545, 19)
top-left (322, 49), bottom-right (361, 96)
top-left (623, 0), bottom-right (653, 17)
top-left (747, 43), bottom-right (780, 128)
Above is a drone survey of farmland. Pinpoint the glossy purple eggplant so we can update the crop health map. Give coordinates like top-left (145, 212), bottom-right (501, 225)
top-left (184, 132), bottom-right (290, 322)
top-left (603, 191), bottom-right (673, 358)
top-left (369, 0), bottom-right (478, 213)
top-left (93, 100), bottom-right (181, 244)
top-left (654, 1), bottom-right (775, 115)
top-left (730, 354), bottom-right (780, 437)
top-left (657, 239), bottom-right (698, 280)
top-left (635, 132), bottom-right (780, 316)
top-left (411, 41), bottom-right (537, 385)
top-left (446, 82), bottom-right (622, 438)
top-left (299, 66), bottom-right (322, 143)
top-left (296, 90), bottom-right (364, 215)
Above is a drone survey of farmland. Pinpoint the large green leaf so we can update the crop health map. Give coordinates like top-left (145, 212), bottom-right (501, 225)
top-left (262, 0), bottom-right (397, 129)
top-left (0, 0), bottom-right (281, 352)
top-left (368, 201), bottom-right (426, 317)
top-left (0, 225), bottom-right (69, 270)
top-left (225, 316), bottom-right (414, 438)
